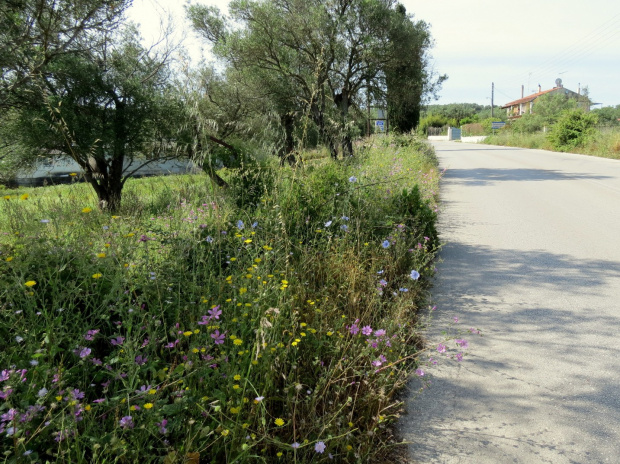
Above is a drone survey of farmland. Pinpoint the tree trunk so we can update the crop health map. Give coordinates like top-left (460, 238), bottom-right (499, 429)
top-left (279, 113), bottom-right (297, 166)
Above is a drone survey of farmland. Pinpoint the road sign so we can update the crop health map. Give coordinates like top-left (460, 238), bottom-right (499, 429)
top-left (375, 120), bottom-right (385, 131)
top-left (491, 121), bottom-right (506, 129)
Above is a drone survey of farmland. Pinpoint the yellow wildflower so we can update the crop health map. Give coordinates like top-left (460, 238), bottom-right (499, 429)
top-left (82, 207), bottom-right (92, 213)
top-left (6, 257), bottom-right (13, 262)
top-left (97, 253), bottom-right (106, 258)
top-left (274, 418), bottom-right (285, 427)
top-left (143, 403), bottom-right (154, 409)
top-left (234, 339), bottom-right (242, 346)
top-left (234, 374), bottom-right (241, 381)
top-left (92, 273), bottom-right (102, 279)
top-left (24, 280), bottom-right (36, 287)
top-left (183, 331), bottom-right (192, 337)
top-left (20, 193), bottom-right (29, 200)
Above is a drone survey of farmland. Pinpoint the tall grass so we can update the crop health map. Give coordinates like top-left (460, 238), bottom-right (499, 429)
top-left (484, 126), bottom-right (620, 159)
top-left (0, 135), bottom-right (456, 463)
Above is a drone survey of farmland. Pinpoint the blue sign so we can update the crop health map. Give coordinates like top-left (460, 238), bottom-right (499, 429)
top-left (375, 120), bottom-right (385, 131)
top-left (491, 121), bottom-right (506, 129)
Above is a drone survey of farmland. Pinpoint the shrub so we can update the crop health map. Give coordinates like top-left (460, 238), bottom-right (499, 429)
top-left (548, 110), bottom-right (599, 151)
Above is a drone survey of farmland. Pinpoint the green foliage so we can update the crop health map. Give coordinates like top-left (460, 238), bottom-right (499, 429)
top-left (548, 109), bottom-right (599, 151)
top-left (0, 135), bottom-right (456, 463)
top-left (417, 114), bottom-right (454, 134)
top-left (592, 105), bottom-right (620, 126)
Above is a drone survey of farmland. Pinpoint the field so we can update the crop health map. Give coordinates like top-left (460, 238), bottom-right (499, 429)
top-left (484, 126), bottom-right (620, 159)
top-left (0, 135), bottom-right (468, 463)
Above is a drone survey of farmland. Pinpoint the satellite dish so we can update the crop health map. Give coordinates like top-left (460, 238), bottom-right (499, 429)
top-left (555, 78), bottom-right (562, 87)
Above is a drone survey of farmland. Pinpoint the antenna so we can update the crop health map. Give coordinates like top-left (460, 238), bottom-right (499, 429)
top-left (555, 78), bottom-right (563, 88)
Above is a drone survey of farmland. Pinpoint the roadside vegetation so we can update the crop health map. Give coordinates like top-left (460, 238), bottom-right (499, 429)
top-left (0, 134), bottom-right (475, 463)
top-left (484, 95), bottom-right (620, 159)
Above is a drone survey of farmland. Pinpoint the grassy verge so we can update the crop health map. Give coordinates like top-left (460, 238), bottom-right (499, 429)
top-left (484, 127), bottom-right (620, 159)
top-left (0, 134), bottom-right (449, 463)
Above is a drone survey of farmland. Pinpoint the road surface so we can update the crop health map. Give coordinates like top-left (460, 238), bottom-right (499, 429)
top-left (401, 142), bottom-right (620, 463)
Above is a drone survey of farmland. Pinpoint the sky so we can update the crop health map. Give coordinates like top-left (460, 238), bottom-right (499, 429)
top-left (127, 0), bottom-right (620, 108)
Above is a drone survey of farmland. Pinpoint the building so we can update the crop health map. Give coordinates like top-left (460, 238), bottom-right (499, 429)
top-left (501, 79), bottom-right (590, 119)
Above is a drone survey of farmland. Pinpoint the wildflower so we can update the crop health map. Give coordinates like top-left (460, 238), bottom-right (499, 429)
top-left (38, 388), bottom-right (48, 397)
top-left (79, 347), bottom-right (91, 358)
top-left (456, 352), bottom-right (463, 362)
top-left (40, 219), bottom-right (50, 223)
top-left (437, 343), bottom-right (447, 353)
top-left (374, 329), bottom-right (386, 337)
top-left (349, 176), bottom-right (357, 182)
top-left (324, 220), bottom-right (332, 227)
top-left (70, 172), bottom-right (77, 176)
top-left (24, 280), bottom-right (36, 287)
top-left (236, 220), bottom-right (244, 230)
top-left (234, 339), bottom-right (242, 346)
top-left (110, 336), bottom-right (124, 346)
top-left (453, 316), bottom-right (459, 323)
top-left (382, 240), bottom-right (390, 248)
top-left (183, 331), bottom-right (193, 337)
top-left (455, 339), bottom-right (469, 349)
top-left (84, 329), bottom-right (100, 341)
top-left (415, 368), bottom-right (425, 376)
top-left (206, 236), bottom-right (214, 243)
top-left (361, 325), bottom-right (372, 336)
top-left (164, 339), bottom-right (179, 348)
top-left (96, 253), bottom-right (106, 258)
top-left (20, 193), bottom-right (29, 200)
top-left (274, 418), bottom-right (285, 426)
top-left (82, 207), bottom-right (92, 213)
top-left (379, 279), bottom-right (387, 287)
top-left (292, 442), bottom-right (300, 449)
top-left (208, 306), bottom-right (222, 319)
top-left (135, 355), bottom-right (148, 365)
top-left (15, 336), bottom-right (24, 343)
top-left (254, 396), bottom-right (264, 403)
top-left (349, 323), bottom-right (359, 335)
top-left (156, 419), bottom-right (168, 434)
top-left (5, 257), bottom-right (12, 262)
top-left (211, 330), bottom-right (225, 345)
top-left (315, 441), bottom-right (326, 453)
top-left (143, 403), bottom-right (153, 409)
top-left (409, 270), bottom-right (420, 280)
top-left (340, 224), bottom-right (348, 231)
top-left (119, 416), bottom-right (134, 429)
top-left (93, 398), bottom-right (106, 403)
top-left (92, 273), bottom-right (102, 279)
top-left (221, 429), bottom-right (230, 436)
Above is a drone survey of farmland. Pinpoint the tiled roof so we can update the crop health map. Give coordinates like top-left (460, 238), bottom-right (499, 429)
top-left (501, 88), bottom-right (559, 108)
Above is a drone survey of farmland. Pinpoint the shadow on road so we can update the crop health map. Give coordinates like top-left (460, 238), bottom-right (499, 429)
top-left (445, 168), bottom-right (612, 185)
top-left (401, 241), bottom-right (620, 463)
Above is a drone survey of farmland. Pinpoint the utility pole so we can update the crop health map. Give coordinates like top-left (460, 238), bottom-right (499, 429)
top-left (491, 82), bottom-right (494, 117)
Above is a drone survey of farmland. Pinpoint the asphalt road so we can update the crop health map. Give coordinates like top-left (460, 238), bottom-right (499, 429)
top-left (401, 142), bottom-right (620, 463)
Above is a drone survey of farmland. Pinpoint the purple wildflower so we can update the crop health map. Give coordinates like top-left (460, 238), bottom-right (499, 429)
top-left (119, 416), bottom-right (134, 429)
top-left (156, 419), bottom-right (168, 434)
top-left (315, 441), bottom-right (326, 453)
top-left (91, 358), bottom-right (102, 366)
top-left (455, 339), bottom-right (469, 349)
top-left (135, 355), bottom-right (148, 366)
top-left (291, 442), bottom-right (300, 449)
top-left (437, 343), bottom-right (447, 353)
top-left (208, 305), bottom-right (222, 320)
top-left (211, 330), bottom-right (225, 345)
top-left (349, 323), bottom-right (359, 335)
top-left (79, 347), bottom-right (91, 358)
top-left (84, 329), bottom-right (100, 341)
top-left (361, 325), bottom-right (373, 336)
top-left (110, 336), bottom-right (124, 346)
top-left (455, 352), bottom-right (463, 362)
top-left (415, 368), bottom-right (425, 377)
top-left (379, 279), bottom-right (387, 287)
top-left (374, 329), bottom-right (386, 337)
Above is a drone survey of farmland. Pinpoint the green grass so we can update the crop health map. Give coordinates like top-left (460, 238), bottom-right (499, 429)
top-left (483, 126), bottom-right (620, 159)
top-left (0, 134), bottom-right (453, 463)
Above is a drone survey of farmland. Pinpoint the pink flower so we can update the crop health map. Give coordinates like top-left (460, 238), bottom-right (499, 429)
top-left (211, 330), bottom-right (225, 345)
top-left (315, 441), bottom-right (326, 453)
top-left (361, 325), bottom-right (372, 336)
top-left (436, 343), bottom-right (447, 353)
